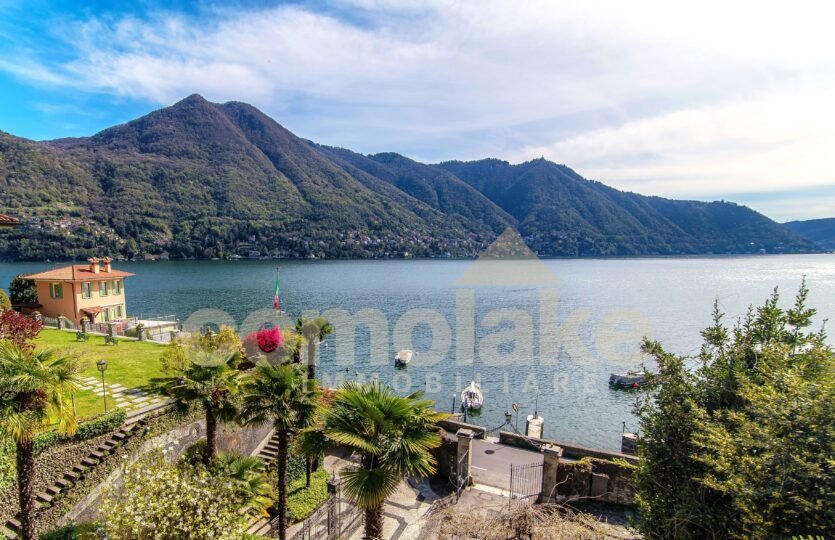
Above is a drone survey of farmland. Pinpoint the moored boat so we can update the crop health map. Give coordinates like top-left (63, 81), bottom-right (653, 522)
top-left (394, 349), bottom-right (414, 366)
top-left (609, 370), bottom-right (647, 388)
top-left (461, 381), bottom-right (483, 410)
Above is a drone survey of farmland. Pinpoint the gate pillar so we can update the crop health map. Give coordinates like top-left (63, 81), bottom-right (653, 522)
top-left (540, 444), bottom-right (563, 503)
top-left (456, 428), bottom-right (474, 488)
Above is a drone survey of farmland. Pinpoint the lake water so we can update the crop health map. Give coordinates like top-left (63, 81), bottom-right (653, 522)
top-left (2, 255), bottom-right (833, 451)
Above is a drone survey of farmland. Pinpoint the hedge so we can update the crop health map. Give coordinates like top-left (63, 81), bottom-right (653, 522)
top-left (286, 469), bottom-right (329, 523)
top-left (34, 409), bottom-right (128, 455)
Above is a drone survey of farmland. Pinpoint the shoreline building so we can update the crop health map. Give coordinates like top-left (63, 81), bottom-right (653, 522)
top-left (0, 214), bottom-right (20, 228)
top-left (21, 257), bottom-right (134, 326)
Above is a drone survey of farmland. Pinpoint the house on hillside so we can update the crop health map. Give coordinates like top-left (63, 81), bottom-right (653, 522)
top-left (21, 257), bottom-right (135, 325)
top-left (0, 214), bottom-right (20, 228)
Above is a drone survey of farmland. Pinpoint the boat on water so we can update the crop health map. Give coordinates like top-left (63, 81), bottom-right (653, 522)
top-left (460, 381), bottom-right (483, 410)
top-left (609, 370), bottom-right (647, 388)
top-left (394, 349), bottom-right (414, 366)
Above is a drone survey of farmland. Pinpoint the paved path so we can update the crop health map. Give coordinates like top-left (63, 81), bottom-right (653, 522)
top-left (470, 439), bottom-right (543, 490)
top-left (76, 376), bottom-right (165, 412)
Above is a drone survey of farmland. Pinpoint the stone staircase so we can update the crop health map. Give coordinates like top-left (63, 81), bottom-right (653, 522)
top-left (1, 416), bottom-right (152, 539)
top-left (243, 431), bottom-right (284, 537)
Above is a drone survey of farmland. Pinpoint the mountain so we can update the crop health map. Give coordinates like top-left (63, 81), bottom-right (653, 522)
top-left (438, 158), bottom-right (813, 256)
top-left (784, 218), bottom-right (835, 250)
top-left (0, 94), bottom-right (819, 260)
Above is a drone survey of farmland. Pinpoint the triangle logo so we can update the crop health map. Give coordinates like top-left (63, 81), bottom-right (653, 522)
top-left (455, 227), bottom-right (559, 286)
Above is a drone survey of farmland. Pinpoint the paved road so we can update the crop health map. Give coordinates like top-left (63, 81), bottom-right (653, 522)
top-left (470, 439), bottom-right (543, 490)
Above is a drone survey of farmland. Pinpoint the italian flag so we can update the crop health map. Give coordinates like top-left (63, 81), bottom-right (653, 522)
top-left (273, 272), bottom-right (281, 311)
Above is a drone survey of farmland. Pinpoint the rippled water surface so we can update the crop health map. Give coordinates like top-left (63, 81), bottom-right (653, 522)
top-left (3, 255), bottom-right (833, 451)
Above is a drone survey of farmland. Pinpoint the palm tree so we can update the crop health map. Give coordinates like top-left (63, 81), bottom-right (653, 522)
top-left (240, 363), bottom-right (320, 540)
top-left (295, 317), bottom-right (332, 380)
top-left (295, 422), bottom-right (330, 487)
top-left (321, 381), bottom-right (447, 540)
top-left (0, 342), bottom-right (81, 540)
top-left (213, 452), bottom-right (275, 516)
top-left (163, 348), bottom-right (242, 463)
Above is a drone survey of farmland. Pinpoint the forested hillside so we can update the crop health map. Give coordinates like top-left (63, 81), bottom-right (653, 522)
top-left (0, 94), bottom-right (818, 260)
top-left (785, 218), bottom-right (835, 250)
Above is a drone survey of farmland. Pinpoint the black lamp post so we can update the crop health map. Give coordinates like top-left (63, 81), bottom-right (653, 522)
top-left (96, 359), bottom-right (108, 413)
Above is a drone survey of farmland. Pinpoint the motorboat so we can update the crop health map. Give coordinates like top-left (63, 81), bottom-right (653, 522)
top-left (609, 370), bottom-right (647, 388)
top-left (460, 381), bottom-right (483, 410)
top-left (394, 349), bottom-right (414, 366)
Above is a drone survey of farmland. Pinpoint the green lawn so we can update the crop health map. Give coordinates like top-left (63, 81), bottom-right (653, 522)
top-left (35, 329), bottom-right (169, 419)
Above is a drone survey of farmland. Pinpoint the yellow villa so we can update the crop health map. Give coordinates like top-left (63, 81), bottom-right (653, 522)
top-left (22, 257), bottom-right (135, 326)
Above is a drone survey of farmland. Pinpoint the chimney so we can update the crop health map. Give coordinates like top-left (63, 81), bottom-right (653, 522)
top-left (102, 257), bottom-right (113, 273)
top-left (88, 257), bottom-right (100, 274)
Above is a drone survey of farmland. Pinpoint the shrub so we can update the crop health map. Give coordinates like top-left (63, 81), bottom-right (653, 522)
top-left (8, 275), bottom-right (37, 304)
top-left (245, 326), bottom-right (284, 353)
top-left (101, 444), bottom-right (249, 539)
top-left (286, 469), bottom-right (329, 523)
top-left (39, 522), bottom-right (103, 539)
top-left (34, 408), bottom-right (127, 455)
top-left (0, 289), bottom-right (10, 311)
top-left (179, 439), bottom-right (209, 468)
top-left (0, 438), bottom-right (14, 489)
top-left (0, 309), bottom-right (43, 349)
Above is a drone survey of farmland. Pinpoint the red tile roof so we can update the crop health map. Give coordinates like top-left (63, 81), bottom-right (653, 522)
top-left (21, 265), bottom-right (135, 282)
top-left (0, 214), bottom-right (20, 227)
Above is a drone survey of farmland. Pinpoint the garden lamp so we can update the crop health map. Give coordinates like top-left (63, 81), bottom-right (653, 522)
top-left (96, 359), bottom-right (108, 412)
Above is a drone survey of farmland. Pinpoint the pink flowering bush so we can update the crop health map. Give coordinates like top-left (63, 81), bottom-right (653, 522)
top-left (244, 326), bottom-right (284, 353)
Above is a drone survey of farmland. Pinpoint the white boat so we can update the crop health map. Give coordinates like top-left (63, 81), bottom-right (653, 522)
top-left (460, 381), bottom-right (483, 410)
top-left (609, 370), bottom-right (647, 388)
top-left (394, 349), bottom-right (414, 366)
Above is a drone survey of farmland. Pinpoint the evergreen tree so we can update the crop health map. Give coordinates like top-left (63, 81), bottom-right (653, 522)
top-left (635, 280), bottom-right (833, 539)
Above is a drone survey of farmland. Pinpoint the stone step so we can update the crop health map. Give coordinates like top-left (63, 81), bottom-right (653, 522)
top-left (46, 485), bottom-right (61, 496)
top-left (36, 493), bottom-right (54, 504)
top-left (1, 526), bottom-right (17, 539)
top-left (245, 517), bottom-right (270, 535)
top-left (81, 457), bottom-right (98, 467)
top-left (90, 450), bottom-right (106, 459)
top-left (112, 432), bottom-right (126, 441)
top-left (5, 519), bottom-right (20, 532)
top-left (55, 477), bottom-right (72, 488)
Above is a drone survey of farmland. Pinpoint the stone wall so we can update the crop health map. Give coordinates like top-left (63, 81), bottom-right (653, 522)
top-left (498, 431), bottom-right (637, 465)
top-left (554, 457), bottom-right (636, 506)
top-left (436, 419), bottom-right (487, 439)
top-left (0, 433), bottom-right (113, 528)
top-left (62, 416), bottom-right (275, 525)
top-left (432, 429), bottom-right (458, 483)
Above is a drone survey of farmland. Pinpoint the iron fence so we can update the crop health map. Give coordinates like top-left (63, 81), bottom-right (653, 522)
top-left (285, 479), bottom-right (362, 540)
top-left (509, 462), bottom-right (543, 506)
top-left (456, 450), bottom-right (470, 499)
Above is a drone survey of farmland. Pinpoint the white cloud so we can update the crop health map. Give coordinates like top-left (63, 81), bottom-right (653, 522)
top-left (2, 0), bottom-right (835, 218)
top-left (518, 87), bottom-right (835, 199)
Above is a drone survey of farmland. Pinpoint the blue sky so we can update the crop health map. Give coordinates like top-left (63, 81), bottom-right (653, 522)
top-left (1, 0), bottom-right (834, 222)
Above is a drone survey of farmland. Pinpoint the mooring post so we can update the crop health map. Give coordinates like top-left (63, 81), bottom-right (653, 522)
top-left (621, 432), bottom-right (637, 454)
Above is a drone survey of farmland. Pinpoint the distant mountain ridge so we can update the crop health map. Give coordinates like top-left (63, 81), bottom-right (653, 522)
top-left (785, 218), bottom-right (835, 250)
top-left (0, 94), bottom-right (818, 260)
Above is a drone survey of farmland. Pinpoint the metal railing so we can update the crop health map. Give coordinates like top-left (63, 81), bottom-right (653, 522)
top-left (285, 479), bottom-right (362, 540)
top-left (456, 450), bottom-right (470, 499)
top-left (509, 462), bottom-right (543, 506)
